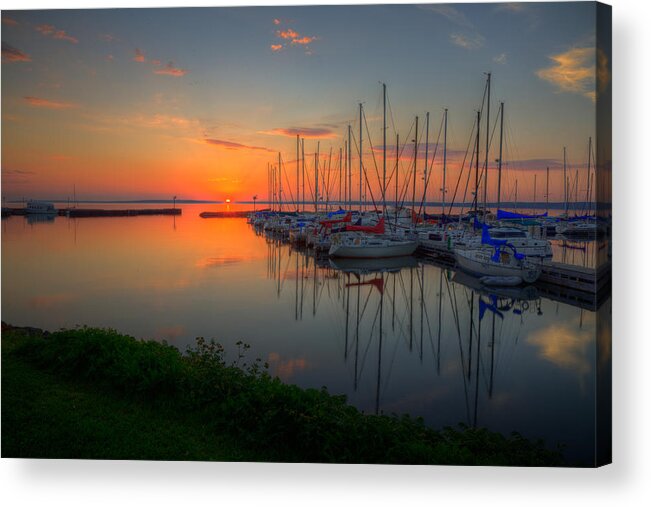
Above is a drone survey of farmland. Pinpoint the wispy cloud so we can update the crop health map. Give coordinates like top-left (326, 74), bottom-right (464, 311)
top-left (36, 24), bottom-right (78, 44)
top-left (2, 16), bottom-right (18, 26)
top-left (133, 48), bottom-right (146, 62)
top-left (153, 62), bottom-right (188, 77)
top-left (291, 36), bottom-right (316, 46)
top-left (536, 46), bottom-right (599, 101)
top-left (419, 4), bottom-right (473, 28)
top-left (272, 22), bottom-right (317, 54)
top-left (23, 96), bottom-right (78, 109)
top-left (260, 127), bottom-right (337, 139)
top-left (277, 28), bottom-right (299, 40)
top-left (2, 41), bottom-right (31, 62)
top-left (450, 33), bottom-right (485, 50)
top-left (99, 33), bottom-right (118, 42)
top-left (493, 52), bottom-right (507, 64)
top-left (203, 138), bottom-right (274, 152)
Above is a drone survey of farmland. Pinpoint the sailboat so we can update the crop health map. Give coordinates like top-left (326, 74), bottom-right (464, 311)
top-left (454, 226), bottom-right (542, 284)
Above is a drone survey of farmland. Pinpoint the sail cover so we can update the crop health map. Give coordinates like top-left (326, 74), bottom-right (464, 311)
top-left (497, 209), bottom-right (548, 220)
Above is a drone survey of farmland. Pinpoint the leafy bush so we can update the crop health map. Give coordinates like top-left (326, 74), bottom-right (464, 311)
top-left (10, 328), bottom-right (564, 465)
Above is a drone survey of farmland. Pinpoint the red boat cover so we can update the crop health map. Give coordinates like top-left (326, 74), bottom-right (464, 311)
top-left (345, 217), bottom-right (385, 234)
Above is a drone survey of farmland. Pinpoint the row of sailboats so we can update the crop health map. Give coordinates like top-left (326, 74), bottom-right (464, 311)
top-left (249, 76), bottom-right (602, 285)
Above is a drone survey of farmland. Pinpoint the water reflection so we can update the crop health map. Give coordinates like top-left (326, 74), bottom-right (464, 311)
top-left (1, 207), bottom-right (602, 463)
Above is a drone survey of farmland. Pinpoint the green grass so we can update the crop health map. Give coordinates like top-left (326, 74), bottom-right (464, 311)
top-left (2, 326), bottom-right (565, 465)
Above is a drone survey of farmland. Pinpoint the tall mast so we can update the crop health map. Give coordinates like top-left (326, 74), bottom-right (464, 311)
top-left (348, 124), bottom-right (352, 207)
top-left (586, 136), bottom-right (592, 215)
top-left (412, 115), bottom-right (418, 210)
top-left (382, 83), bottom-right (387, 212)
top-left (395, 133), bottom-right (399, 212)
top-left (301, 138), bottom-right (305, 212)
top-left (442, 108), bottom-right (448, 217)
top-left (515, 179), bottom-right (518, 210)
top-left (339, 146), bottom-right (343, 206)
top-left (546, 166), bottom-right (550, 215)
top-left (497, 102), bottom-right (504, 213)
top-left (484, 72), bottom-right (491, 218)
top-left (563, 146), bottom-right (568, 216)
top-left (296, 135), bottom-right (300, 212)
top-left (424, 111), bottom-right (430, 215)
top-left (344, 140), bottom-right (347, 207)
top-left (359, 103), bottom-right (363, 212)
top-left (315, 142), bottom-right (320, 212)
top-left (278, 152), bottom-right (282, 212)
top-left (475, 110), bottom-right (480, 214)
top-left (533, 174), bottom-right (537, 207)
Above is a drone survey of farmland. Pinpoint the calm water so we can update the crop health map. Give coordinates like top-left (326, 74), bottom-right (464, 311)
top-left (1, 204), bottom-right (609, 463)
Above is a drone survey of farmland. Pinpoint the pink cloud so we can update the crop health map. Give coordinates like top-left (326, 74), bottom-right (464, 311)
top-left (277, 28), bottom-right (299, 40)
top-left (2, 42), bottom-right (31, 63)
top-left (2, 16), bottom-right (18, 26)
top-left (36, 24), bottom-right (78, 44)
top-left (153, 61), bottom-right (188, 77)
top-left (150, 59), bottom-right (162, 66)
top-left (291, 36), bottom-right (315, 45)
top-left (133, 48), bottom-right (146, 62)
top-left (273, 18), bottom-right (281, 25)
top-left (204, 138), bottom-right (274, 152)
top-left (23, 96), bottom-right (78, 109)
top-left (261, 127), bottom-right (337, 139)
top-left (270, 44), bottom-right (283, 52)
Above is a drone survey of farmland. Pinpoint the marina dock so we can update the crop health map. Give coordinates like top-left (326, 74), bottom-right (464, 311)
top-left (2, 208), bottom-right (181, 218)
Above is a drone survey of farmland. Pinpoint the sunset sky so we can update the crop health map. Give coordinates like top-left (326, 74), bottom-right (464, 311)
top-left (1, 2), bottom-right (610, 203)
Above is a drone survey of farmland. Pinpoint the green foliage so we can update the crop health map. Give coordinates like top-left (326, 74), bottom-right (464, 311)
top-left (5, 328), bottom-right (564, 465)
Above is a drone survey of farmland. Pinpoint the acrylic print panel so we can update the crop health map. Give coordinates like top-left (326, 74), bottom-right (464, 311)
top-left (1, 2), bottom-right (611, 467)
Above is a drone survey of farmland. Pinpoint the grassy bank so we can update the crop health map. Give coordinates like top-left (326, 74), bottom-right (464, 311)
top-left (2, 325), bottom-right (564, 465)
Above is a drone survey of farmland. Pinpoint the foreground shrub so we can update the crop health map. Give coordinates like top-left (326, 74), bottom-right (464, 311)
top-left (10, 328), bottom-right (564, 465)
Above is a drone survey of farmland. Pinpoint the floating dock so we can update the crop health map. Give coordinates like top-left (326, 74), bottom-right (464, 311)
top-left (2, 208), bottom-right (181, 218)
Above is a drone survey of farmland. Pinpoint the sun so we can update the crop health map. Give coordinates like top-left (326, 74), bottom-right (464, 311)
top-left (225, 198), bottom-right (231, 203)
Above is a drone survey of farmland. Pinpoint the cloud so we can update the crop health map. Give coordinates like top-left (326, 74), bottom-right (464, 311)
top-left (23, 96), bottom-right (77, 109)
top-left (2, 16), bottom-right (18, 26)
top-left (291, 36), bottom-right (316, 45)
top-left (270, 44), bottom-right (283, 52)
top-left (203, 138), bottom-right (274, 152)
top-left (493, 52), bottom-right (507, 64)
top-left (133, 48), bottom-right (146, 62)
top-left (150, 59), bottom-right (161, 66)
top-left (36, 24), bottom-right (78, 44)
top-left (420, 4), bottom-right (473, 28)
top-left (273, 18), bottom-right (281, 25)
top-left (105, 54), bottom-right (114, 62)
top-left (527, 321), bottom-right (593, 377)
top-left (277, 28), bottom-right (299, 40)
top-left (260, 127), bottom-right (337, 139)
top-left (536, 46), bottom-right (597, 101)
top-left (2, 41), bottom-right (31, 62)
top-left (596, 48), bottom-right (611, 93)
top-left (450, 32), bottom-right (485, 50)
top-left (153, 61), bottom-right (188, 77)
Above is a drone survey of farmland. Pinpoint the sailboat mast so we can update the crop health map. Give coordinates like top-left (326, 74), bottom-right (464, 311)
top-left (475, 110), bottom-right (480, 214)
top-left (395, 133), bottom-right (399, 212)
top-left (497, 102), bottom-right (504, 213)
top-left (359, 103), bottom-right (363, 212)
top-left (484, 72), bottom-right (491, 217)
top-left (382, 83), bottom-right (387, 212)
top-left (586, 136), bottom-right (592, 214)
top-left (339, 147), bottom-right (343, 207)
top-left (315, 142), bottom-right (320, 212)
top-left (442, 108), bottom-right (448, 217)
top-left (412, 116), bottom-right (418, 210)
top-left (546, 166), bottom-right (550, 215)
top-left (424, 111), bottom-right (430, 216)
top-left (278, 152), bottom-right (282, 212)
top-left (348, 124), bottom-right (352, 207)
top-left (301, 139), bottom-right (305, 212)
top-left (296, 135), bottom-right (299, 212)
top-left (563, 146), bottom-right (568, 216)
top-left (533, 174), bottom-right (537, 207)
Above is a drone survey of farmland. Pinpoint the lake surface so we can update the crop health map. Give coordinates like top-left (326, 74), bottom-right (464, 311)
top-left (1, 204), bottom-right (610, 464)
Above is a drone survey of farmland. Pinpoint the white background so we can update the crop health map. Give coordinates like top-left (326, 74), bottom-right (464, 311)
top-left (1, 0), bottom-right (649, 505)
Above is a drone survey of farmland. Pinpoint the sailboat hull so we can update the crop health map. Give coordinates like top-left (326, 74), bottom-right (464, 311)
top-left (329, 238), bottom-right (418, 259)
top-left (455, 248), bottom-right (541, 284)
